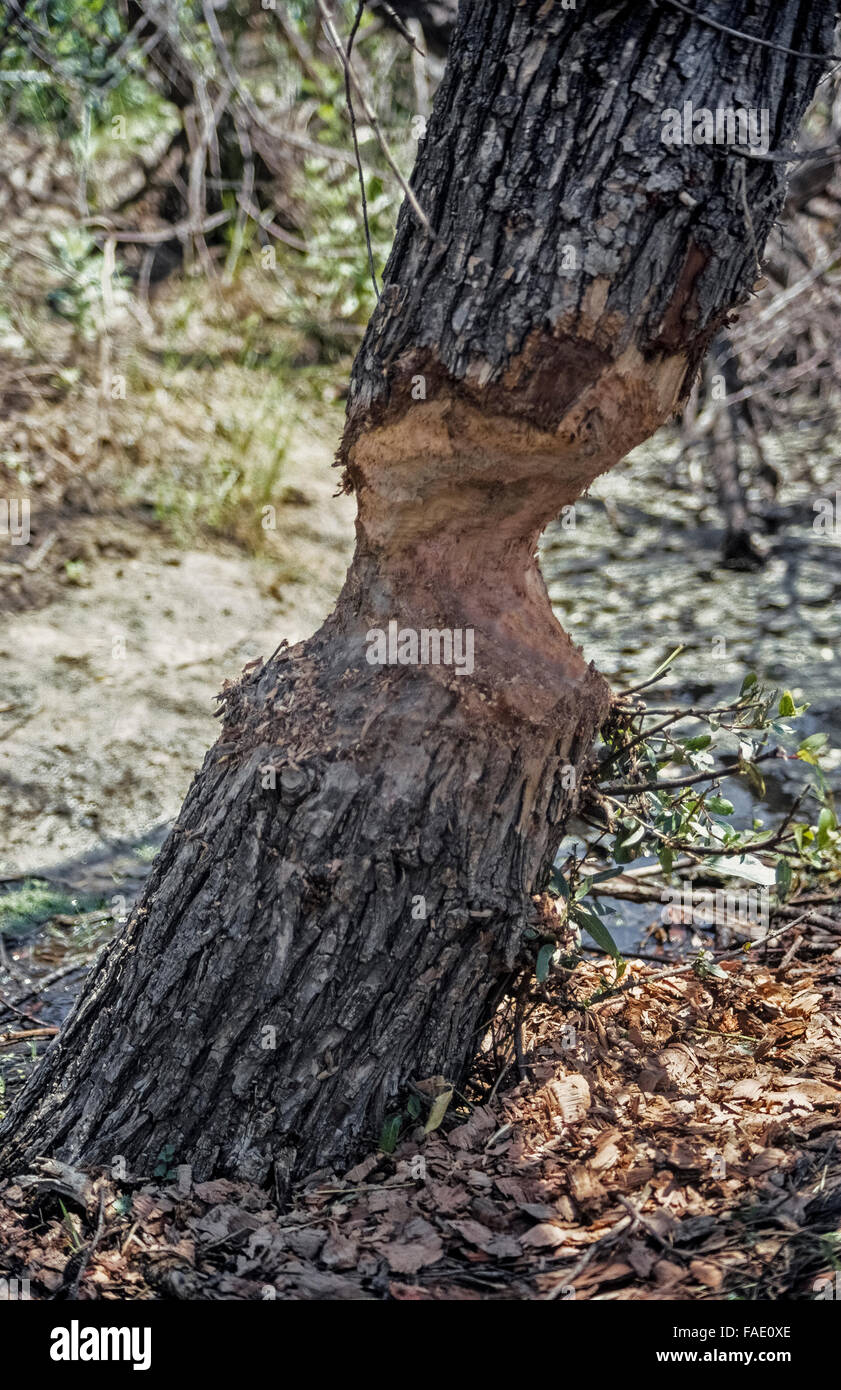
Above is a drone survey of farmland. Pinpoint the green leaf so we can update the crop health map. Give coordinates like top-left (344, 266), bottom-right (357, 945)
top-left (549, 870), bottom-right (569, 899)
top-left (570, 904), bottom-right (624, 963)
top-left (614, 821), bottom-right (646, 864)
top-left (423, 1084), bottom-right (454, 1135)
top-left (707, 855), bottom-right (776, 887)
top-left (740, 672), bottom-right (758, 695)
top-left (693, 953), bottom-right (728, 981)
top-left (798, 732), bottom-right (829, 766)
top-left (658, 846), bottom-right (674, 874)
top-left (775, 858), bottom-right (792, 901)
top-left (817, 806), bottom-right (837, 849)
top-left (536, 942), bottom-right (555, 983)
top-left (683, 735), bottom-right (712, 751)
top-left (740, 760), bottom-right (765, 797)
top-left (379, 1115), bottom-right (402, 1154)
top-left (778, 691), bottom-right (795, 716)
top-left (640, 644), bottom-right (685, 687)
top-left (708, 795), bottom-right (735, 816)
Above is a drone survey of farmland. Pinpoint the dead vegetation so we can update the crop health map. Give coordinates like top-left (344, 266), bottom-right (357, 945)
top-left (1, 922), bottom-right (839, 1301)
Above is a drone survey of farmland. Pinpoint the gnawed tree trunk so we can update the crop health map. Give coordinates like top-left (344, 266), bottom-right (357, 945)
top-left (1, 0), bottom-right (833, 1185)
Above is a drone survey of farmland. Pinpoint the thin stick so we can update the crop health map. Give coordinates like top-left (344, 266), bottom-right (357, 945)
top-left (575, 911), bottom-right (813, 1008)
top-left (542, 1211), bottom-right (636, 1300)
top-left (315, 0), bottom-right (433, 238)
top-left (345, 0), bottom-right (379, 301)
top-left (376, 3), bottom-right (426, 55)
top-left (0, 991), bottom-right (46, 1028)
top-left (65, 1188), bottom-right (106, 1299)
top-left (657, 0), bottom-right (841, 64)
top-left (0, 1026), bottom-right (58, 1049)
top-left (600, 747), bottom-right (783, 795)
top-left (616, 645), bottom-right (685, 696)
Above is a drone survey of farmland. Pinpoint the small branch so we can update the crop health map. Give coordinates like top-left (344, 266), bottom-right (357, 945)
top-left (0, 992), bottom-right (46, 1028)
top-left (542, 1210), bottom-right (637, 1299)
top-left (63, 1188), bottom-right (106, 1300)
top-left (374, 3), bottom-right (427, 55)
top-left (345, 0), bottom-right (379, 301)
top-left (85, 209), bottom-right (232, 244)
top-left (594, 785), bottom-right (802, 864)
top-left (513, 976), bottom-right (531, 1082)
top-left (776, 905), bottom-right (841, 933)
top-left (615, 645), bottom-right (685, 697)
top-left (657, 0), bottom-right (841, 64)
top-left (0, 1026), bottom-right (58, 1049)
top-left (599, 747), bottom-right (784, 796)
top-left (315, 0), bottom-right (433, 238)
top-left (234, 193), bottom-right (312, 253)
top-left (569, 913), bottom-right (812, 1010)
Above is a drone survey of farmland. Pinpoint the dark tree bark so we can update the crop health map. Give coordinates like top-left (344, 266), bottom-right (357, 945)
top-left (708, 335), bottom-right (765, 569)
top-left (1, 0), bottom-right (834, 1185)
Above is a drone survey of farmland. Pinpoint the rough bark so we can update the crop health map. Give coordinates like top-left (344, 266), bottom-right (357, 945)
top-left (0, 0), bottom-right (834, 1186)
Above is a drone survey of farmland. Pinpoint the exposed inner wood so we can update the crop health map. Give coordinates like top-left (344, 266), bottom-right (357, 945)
top-left (342, 333), bottom-right (689, 702)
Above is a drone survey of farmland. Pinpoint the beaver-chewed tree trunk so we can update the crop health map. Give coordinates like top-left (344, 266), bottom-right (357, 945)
top-left (1, 1), bottom-right (833, 1184)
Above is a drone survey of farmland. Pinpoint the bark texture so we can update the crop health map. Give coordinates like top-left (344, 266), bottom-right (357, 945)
top-left (0, 0), bottom-right (834, 1185)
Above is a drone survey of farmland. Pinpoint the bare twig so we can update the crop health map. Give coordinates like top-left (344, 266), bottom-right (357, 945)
top-left (342, 0), bottom-right (378, 300)
top-left (85, 209), bottom-right (232, 244)
top-left (0, 992), bottom-right (46, 1028)
top-left (64, 1188), bottom-right (107, 1300)
top-left (657, 0), bottom-right (841, 65)
top-left (542, 1209), bottom-right (637, 1300)
top-left (0, 1026), bottom-right (58, 1049)
top-left (315, 0), bottom-right (433, 238)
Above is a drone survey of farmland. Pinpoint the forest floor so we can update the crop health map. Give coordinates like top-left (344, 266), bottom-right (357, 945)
top-left (1, 946), bottom-right (840, 1301)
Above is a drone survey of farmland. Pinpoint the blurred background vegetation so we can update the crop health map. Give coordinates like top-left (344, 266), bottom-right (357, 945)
top-left (0, 1), bottom-right (439, 568)
top-left (1, 1), bottom-right (840, 565)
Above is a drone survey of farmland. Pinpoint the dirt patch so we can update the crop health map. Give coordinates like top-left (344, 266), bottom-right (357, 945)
top-left (0, 434), bottom-right (354, 880)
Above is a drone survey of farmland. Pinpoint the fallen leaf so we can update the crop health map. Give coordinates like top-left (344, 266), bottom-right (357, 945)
top-left (376, 1218), bottom-right (443, 1274)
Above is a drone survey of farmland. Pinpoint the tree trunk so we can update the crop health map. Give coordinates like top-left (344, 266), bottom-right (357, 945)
top-left (708, 336), bottom-right (764, 568)
top-left (0, 0), bottom-right (833, 1185)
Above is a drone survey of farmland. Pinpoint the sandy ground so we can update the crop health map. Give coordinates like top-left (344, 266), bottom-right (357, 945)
top-left (0, 433), bottom-right (354, 892)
